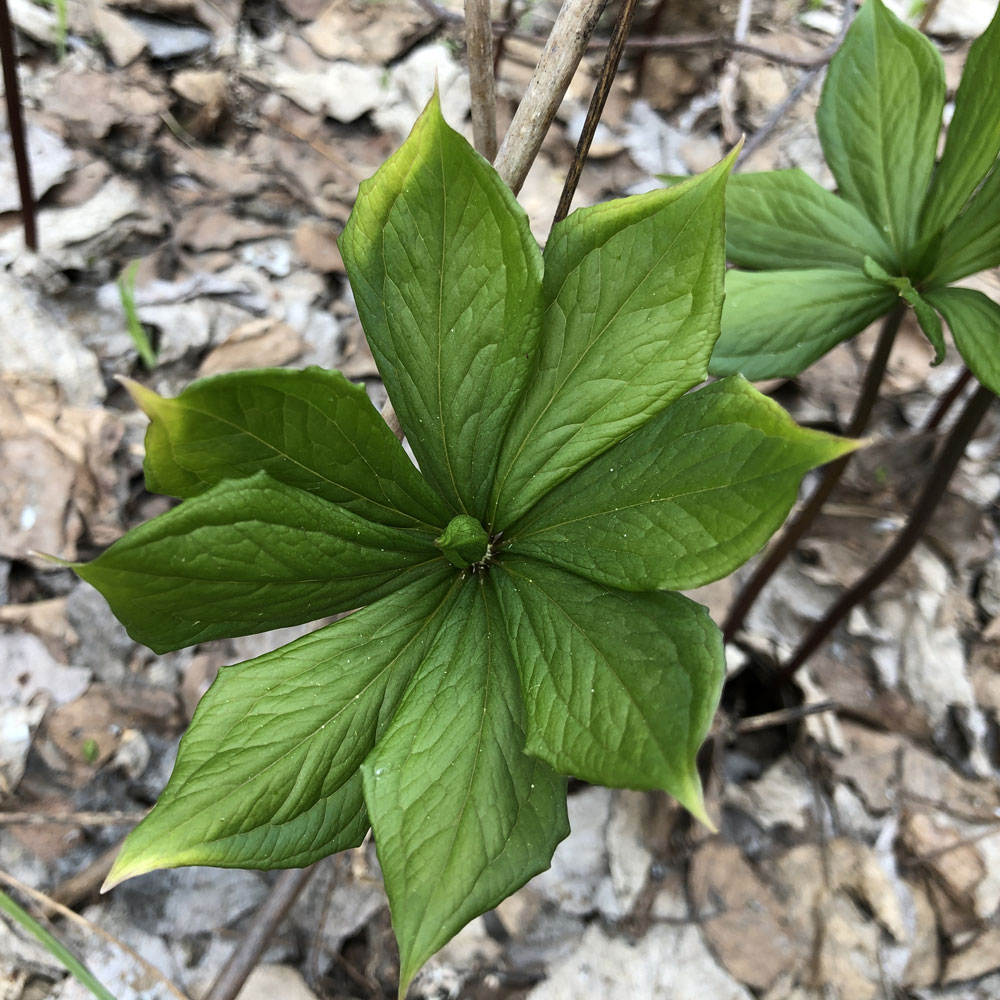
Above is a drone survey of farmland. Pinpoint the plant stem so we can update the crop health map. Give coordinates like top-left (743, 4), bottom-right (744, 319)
top-left (923, 366), bottom-right (972, 432)
top-left (413, 0), bottom-right (838, 69)
top-left (553, 0), bottom-right (639, 224)
top-left (0, 887), bottom-right (115, 1000)
top-left (465, 0), bottom-right (498, 160)
top-left (722, 303), bottom-right (905, 643)
top-left (494, 0), bottom-right (609, 194)
top-left (0, 0), bottom-right (37, 250)
top-left (204, 865), bottom-right (318, 1000)
top-left (778, 382), bottom-right (994, 681)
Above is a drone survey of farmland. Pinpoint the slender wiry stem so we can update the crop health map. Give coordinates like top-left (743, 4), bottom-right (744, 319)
top-left (737, 0), bottom-right (853, 168)
top-left (493, 0), bottom-right (609, 194)
top-left (412, 0), bottom-right (838, 68)
top-left (466, 0), bottom-right (498, 160)
top-left (554, 0), bottom-right (639, 223)
top-left (922, 366), bottom-right (972, 432)
top-left (722, 304), bottom-right (905, 643)
top-left (204, 866), bottom-right (319, 1000)
top-left (493, 0), bottom-right (517, 74)
top-left (778, 383), bottom-right (994, 681)
top-left (0, 0), bottom-right (37, 249)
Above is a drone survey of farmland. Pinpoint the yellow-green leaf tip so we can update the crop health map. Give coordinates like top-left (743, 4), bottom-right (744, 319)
top-left (100, 843), bottom-right (163, 893)
top-left (673, 767), bottom-right (717, 833)
top-left (116, 375), bottom-right (166, 421)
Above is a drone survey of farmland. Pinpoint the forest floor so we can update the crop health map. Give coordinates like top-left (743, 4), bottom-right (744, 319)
top-left (3, 0), bottom-right (1000, 997)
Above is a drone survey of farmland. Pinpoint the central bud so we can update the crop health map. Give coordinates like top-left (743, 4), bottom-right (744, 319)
top-left (435, 515), bottom-right (490, 569)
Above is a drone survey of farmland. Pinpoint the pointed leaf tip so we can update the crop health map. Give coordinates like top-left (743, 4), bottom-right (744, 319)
top-left (117, 376), bottom-right (165, 420)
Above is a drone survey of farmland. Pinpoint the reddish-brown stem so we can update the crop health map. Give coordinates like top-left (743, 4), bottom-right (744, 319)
top-left (777, 383), bottom-right (994, 681)
top-left (554, 0), bottom-right (640, 224)
top-left (722, 304), bottom-right (905, 644)
top-left (0, 0), bottom-right (37, 250)
top-left (204, 866), bottom-right (318, 1000)
top-left (922, 366), bottom-right (972, 432)
top-left (633, 0), bottom-right (670, 94)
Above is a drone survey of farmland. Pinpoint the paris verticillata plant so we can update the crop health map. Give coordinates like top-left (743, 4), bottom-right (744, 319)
top-left (710, 0), bottom-right (1000, 394)
top-left (71, 95), bottom-right (854, 995)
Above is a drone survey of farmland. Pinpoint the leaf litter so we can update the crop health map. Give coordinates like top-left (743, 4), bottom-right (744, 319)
top-left (2, 0), bottom-right (1000, 996)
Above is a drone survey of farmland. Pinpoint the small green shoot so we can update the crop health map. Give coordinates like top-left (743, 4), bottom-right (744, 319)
top-left (117, 262), bottom-right (158, 371)
top-left (0, 887), bottom-right (116, 1000)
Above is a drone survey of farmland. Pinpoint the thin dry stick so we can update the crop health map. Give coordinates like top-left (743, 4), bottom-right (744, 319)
top-left (466, 0), bottom-right (498, 160)
top-left (492, 0), bottom-right (518, 74)
top-left (717, 0), bottom-right (754, 145)
top-left (412, 0), bottom-right (834, 69)
top-left (778, 383), bottom-right (995, 681)
top-left (380, 398), bottom-right (404, 440)
top-left (731, 699), bottom-right (836, 734)
top-left (204, 866), bottom-right (319, 1000)
top-left (0, 869), bottom-right (189, 1000)
top-left (494, 0), bottom-right (610, 194)
top-left (922, 366), bottom-right (973, 432)
top-left (553, 0), bottom-right (640, 224)
top-left (737, 0), bottom-right (853, 168)
top-left (0, 0), bottom-right (37, 249)
top-left (0, 811), bottom-right (146, 826)
top-left (52, 843), bottom-right (124, 909)
top-left (721, 303), bottom-right (905, 644)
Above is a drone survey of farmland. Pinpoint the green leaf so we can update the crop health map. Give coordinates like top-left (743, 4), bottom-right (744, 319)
top-left (491, 151), bottom-right (736, 527)
top-left (494, 557), bottom-right (722, 823)
top-left (921, 3), bottom-right (1000, 236)
top-left (901, 286), bottom-right (946, 364)
top-left (862, 256), bottom-right (946, 363)
top-left (435, 514), bottom-right (489, 568)
top-left (926, 286), bottom-right (1000, 397)
top-left (508, 377), bottom-right (858, 591)
top-left (725, 169), bottom-right (894, 271)
top-left (104, 569), bottom-right (459, 889)
top-left (340, 93), bottom-right (543, 519)
top-left (363, 577), bottom-right (568, 997)
top-left (816, 0), bottom-right (944, 260)
top-left (75, 471), bottom-right (441, 652)
top-left (930, 163), bottom-right (1000, 285)
top-left (710, 269), bottom-right (897, 379)
top-left (126, 367), bottom-right (450, 533)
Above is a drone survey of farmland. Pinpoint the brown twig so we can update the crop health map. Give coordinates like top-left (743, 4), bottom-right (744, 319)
top-left (380, 399), bottom-right (404, 441)
top-left (411, 0), bottom-right (838, 69)
top-left (553, 0), bottom-right (640, 224)
top-left (0, 869), bottom-right (189, 1000)
top-left (731, 699), bottom-right (837, 734)
top-left (0, 0), bottom-right (37, 250)
top-left (922, 366), bottom-right (973, 432)
top-left (0, 811), bottom-right (146, 826)
top-left (466, 0), bottom-right (498, 160)
top-left (492, 0), bottom-right (518, 75)
top-left (633, 0), bottom-right (670, 93)
top-left (778, 383), bottom-right (995, 681)
top-left (737, 0), bottom-right (854, 168)
top-left (204, 866), bottom-right (319, 1000)
top-left (494, 0), bottom-right (610, 194)
top-left (52, 843), bottom-right (125, 910)
top-left (722, 304), bottom-right (906, 644)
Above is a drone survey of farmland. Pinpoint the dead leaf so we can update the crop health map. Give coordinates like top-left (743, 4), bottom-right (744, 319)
top-left (198, 318), bottom-right (303, 375)
top-left (943, 927), bottom-right (1000, 984)
top-left (175, 207), bottom-right (283, 253)
top-left (92, 4), bottom-right (148, 66)
top-left (0, 598), bottom-right (78, 663)
top-left (293, 219), bottom-right (344, 273)
top-left (0, 380), bottom-right (126, 559)
top-left (688, 841), bottom-right (805, 990)
top-left (0, 631), bottom-right (90, 709)
top-left (303, 0), bottom-right (427, 64)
